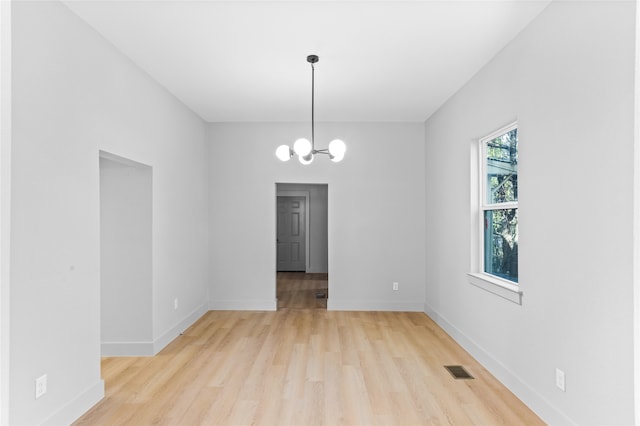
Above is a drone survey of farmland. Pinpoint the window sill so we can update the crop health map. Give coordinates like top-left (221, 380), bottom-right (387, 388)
top-left (467, 273), bottom-right (522, 305)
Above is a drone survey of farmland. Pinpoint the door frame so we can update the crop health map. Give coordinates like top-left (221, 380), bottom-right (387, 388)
top-left (276, 188), bottom-right (310, 272)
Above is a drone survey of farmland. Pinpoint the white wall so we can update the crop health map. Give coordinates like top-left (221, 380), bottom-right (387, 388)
top-left (0, 0), bottom-right (12, 423)
top-left (424, 1), bottom-right (636, 424)
top-left (208, 122), bottom-right (426, 311)
top-left (99, 155), bottom-right (153, 355)
top-left (277, 183), bottom-right (328, 274)
top-left (10, 1), bottom-right (208, 424)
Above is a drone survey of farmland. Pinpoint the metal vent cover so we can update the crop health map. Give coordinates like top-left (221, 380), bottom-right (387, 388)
top-left (444, 365), bottom-right (474, 380)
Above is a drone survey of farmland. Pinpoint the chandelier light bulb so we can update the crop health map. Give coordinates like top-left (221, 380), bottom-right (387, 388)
top-left (328, 139), bottom-right (346, 156)
top-left (299, 153), bottom-right (314, 165)
top-left (275, 145), bottom-right (292, 162)
top-left (330, 151), bottom-right (345, 163)
top-left (293, 138), bottom-right (312, 157)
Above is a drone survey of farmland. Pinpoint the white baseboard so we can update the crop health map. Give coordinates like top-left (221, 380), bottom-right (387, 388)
top-left (209, 299), bottom-right (277, 311)
top-left (101, 303), bottom-right (208, 356)
top-left (42, 379), bottom-right (104, 426)
top-left (153, 303), bottom-right (208, 354)
top-left (101, 340), bottom-right (154, 356)
top-left (423, 302), bottom-right (439, 320)
top-left (423, 302), bottom-right (575, 425)
top-left (328, 299), bottom-right (424, 312)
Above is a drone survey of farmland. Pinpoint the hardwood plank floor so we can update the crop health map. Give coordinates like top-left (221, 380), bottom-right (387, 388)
top-left (75, 310), bottom-right (543, 425)
top-left (277, 272), bottom-right (328, 310)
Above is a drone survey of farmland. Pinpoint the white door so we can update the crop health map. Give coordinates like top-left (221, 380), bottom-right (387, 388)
top-left (277, 196), bottom-right (306, 271)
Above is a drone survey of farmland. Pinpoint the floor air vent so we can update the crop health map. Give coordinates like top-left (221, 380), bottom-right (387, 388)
top-left (315, 292), bottom-right (327, 299)
top-left (444, 365), bottom-right (474, 380)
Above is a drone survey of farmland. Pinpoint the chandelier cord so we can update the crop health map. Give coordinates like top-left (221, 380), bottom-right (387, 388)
top-left (311, 61), bottom-right (315, 151)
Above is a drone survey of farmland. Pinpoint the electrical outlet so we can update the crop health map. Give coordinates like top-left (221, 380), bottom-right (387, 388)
top-left (174, 298), bottom-right (178, 310)
top-left (392, 282), bottom-right (399, 291)
top-left (35, 374), bottom-right (47, 399)
top-left (555, 368), bottom-right (565, 392)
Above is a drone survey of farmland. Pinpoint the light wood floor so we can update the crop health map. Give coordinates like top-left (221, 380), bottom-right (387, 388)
top-left (277, 272), bottom-right (328, 310)
top-left (75, 309), bottom-right (543, 425)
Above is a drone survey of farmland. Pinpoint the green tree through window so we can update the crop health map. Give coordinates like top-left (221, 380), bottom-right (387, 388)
top-left (482, 125), bottom-right (518, 283)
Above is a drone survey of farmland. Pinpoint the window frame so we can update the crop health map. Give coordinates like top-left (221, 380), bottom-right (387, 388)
top-left (468, 121), bottom-right (522, 304)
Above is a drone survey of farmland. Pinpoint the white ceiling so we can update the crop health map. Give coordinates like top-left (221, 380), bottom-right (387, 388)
top-left (63, 0), bottom-right (551, 123)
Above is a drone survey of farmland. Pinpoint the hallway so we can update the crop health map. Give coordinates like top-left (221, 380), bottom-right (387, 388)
top-left (277, 272), bottom-right (328, 310)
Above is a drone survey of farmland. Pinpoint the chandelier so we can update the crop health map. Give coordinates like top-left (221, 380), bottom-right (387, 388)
top-left (275, 55), bottom-right (346, 164)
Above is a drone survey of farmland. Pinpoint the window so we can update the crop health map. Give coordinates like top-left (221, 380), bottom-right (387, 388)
top-left (479, 123), bottom-right (518, 284)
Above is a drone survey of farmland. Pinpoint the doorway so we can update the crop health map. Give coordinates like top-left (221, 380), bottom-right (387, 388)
top-left (276, 183), bottom-right (328, 309)
top-left (99, 152), bottom-right (153, 355)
